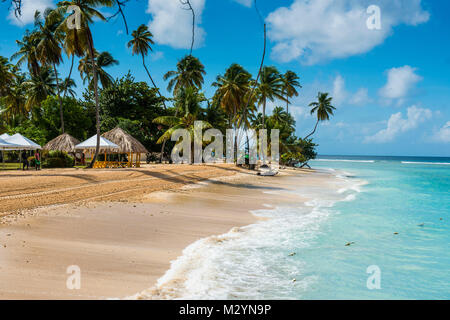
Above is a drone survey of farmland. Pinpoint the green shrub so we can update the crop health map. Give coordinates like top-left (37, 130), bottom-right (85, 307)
top-left (42, 151), bottom-right (74, 168)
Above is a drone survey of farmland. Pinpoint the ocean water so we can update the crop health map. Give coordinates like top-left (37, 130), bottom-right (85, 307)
top-left (139, 156), bottom-right (450, 300)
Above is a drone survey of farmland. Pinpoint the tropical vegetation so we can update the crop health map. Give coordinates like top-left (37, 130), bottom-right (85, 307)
top-left (0, 2), bottom-right (336, 169)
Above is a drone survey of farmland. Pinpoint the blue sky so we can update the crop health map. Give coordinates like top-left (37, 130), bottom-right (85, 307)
top-left (1, 0), bottom-right (449, 157)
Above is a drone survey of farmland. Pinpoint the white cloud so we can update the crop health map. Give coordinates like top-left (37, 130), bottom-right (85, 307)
top-left (8, 0), bottom-right (54, 26)
top-left (350, 88), bottom-right (370, 106)
top-left (332, 75), bottom-right (371, 106)
top-left (364, 106), bottom-right (432, 143)
top-left (433, 121), bottom-right (450, 143)
top-left (266, 0), bottom-right (429, 65)
top-left (146, 0), bottom-right (206, 50)
top-left (332, 75), bottom-right (347, 105)
top-left (150, 51), bottom-right (164, 61)
top-left (379, 66), bottom-right (422, 103)
top-left (232, 0), bottom-right (252, 7)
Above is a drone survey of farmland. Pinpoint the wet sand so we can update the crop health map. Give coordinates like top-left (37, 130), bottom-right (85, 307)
top-left (0, 165), bottom-right (323, 299)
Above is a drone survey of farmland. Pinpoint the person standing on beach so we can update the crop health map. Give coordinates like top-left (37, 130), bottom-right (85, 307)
top-left (35, 150), bottom-right (41, 171)
top-left (21, 150), bottom-right (29, 170)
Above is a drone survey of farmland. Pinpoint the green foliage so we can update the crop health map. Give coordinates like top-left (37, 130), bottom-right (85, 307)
top-left (42, 150), bottom-right (74, 168)
top-left (35, 95), bottom-right (93, 141)
top-left (281, 152), bottom-right (306, 166)
top-left (8, 120), bottom-right (47, 146)
top-left (98, 73), bottom-right (167, 151)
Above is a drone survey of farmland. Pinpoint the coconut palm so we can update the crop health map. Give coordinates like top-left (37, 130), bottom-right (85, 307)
top-left (305, 92), bottom-right (336, 139)
top-left (11, 30), bottom-right (41, 77)
top-left (60, 77), bottom-right (77, 98)
top-left (51, 0), bottom-right (116, 167)
top-left (127, 25), bottom-right (162, 95)
top-left (256, 66), bottom-right (285, 129)
top-left (1, 74), bottom-right (27, 123)
top-left (212, 63), bottom-right (252, 128)
top-left (0, 56), bottom-right (15, 97)
top-left (164, 55), bottom-right (205, 96)
top-left (79, 50), bottom-right (118, 90)
top-left (281, 70), bottom-right (301, 114)
top-left (23, 66), bottom-right (57, 110)
top-left (35, 9), bottom-right (66, 133)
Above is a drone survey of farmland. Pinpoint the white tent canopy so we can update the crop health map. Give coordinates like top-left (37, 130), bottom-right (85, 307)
top-left (0, 137), bottom-right (21, 150)
top-left (0, 133), bottom-right (10, 140)
top-left (75, 135), bottom-right (119, 150)
top-left (4, 133), bottom-right (42, 150)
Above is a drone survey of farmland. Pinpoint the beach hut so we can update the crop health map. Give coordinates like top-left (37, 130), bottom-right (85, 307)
top-left (43, 133), bottom-right (80, 153)
top-left (102, 127), bottom-right (148, 168)
top-left (75, 135), bottom-right (119, 168)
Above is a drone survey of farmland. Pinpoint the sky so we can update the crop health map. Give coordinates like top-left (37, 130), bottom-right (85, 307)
top-left (1, 0), bottom-right (449, 157)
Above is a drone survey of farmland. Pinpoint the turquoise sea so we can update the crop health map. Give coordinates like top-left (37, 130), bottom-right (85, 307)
top-left (139, 156), bottom-right (450, 300)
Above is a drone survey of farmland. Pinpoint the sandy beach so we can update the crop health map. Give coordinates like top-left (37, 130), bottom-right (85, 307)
top-left (0, 164), bottom-right (330, 299)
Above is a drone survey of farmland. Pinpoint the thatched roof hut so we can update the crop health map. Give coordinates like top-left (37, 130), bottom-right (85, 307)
top-left (43, 133), bottom-right (80, 153)
top-left (102, 127), bottom-right (148, 154)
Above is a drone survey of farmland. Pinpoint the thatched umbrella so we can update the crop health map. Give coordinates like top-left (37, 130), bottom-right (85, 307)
top-left (102, 127), bottom-right (148, 154)
top-left (102, 127), bottom-right (148, 167)
top-left (43, 133), bottom-right (80, 153)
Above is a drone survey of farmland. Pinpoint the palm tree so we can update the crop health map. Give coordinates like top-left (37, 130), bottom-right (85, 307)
top-left (23, 66), bottom-right (57, 110)
top-left (0, 56), bottom-right (15, 97)
top-left (281, 70), bottom-right (301, 114)
top-left (154, 87), bottom-right (211, 163)
top-left (164, 55), bottom-right (205, 96)
top-left (35, 9), bottom-right (66, 133)
top-left (11, 30), bottom-right (41, 77)
top-left (305, 92), bottom-right (336, 139)
top-left (52, 0), bottom-right (116, 167)
top-left (212, 63), bottom-right (252, 128)
top-left (1, 74), bottom-right (27, 124)
top-left (127, 25), bottom-right (164, 99)
top-left (128, 24), bottom-right (169, 162)
top-left (256, 66), bottom-right (285, 129)
top-left (79, 50), bottom-right (118, 89)
top-left (61, 77), bottom-right (77, 98)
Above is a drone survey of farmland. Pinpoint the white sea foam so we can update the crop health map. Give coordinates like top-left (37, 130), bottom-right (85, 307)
top-left (130, 170), bottom-right (366, 300)
top-left (313, 159), bottom-right (376, 163)
top-left (401, 161), bottom-right (450, 165)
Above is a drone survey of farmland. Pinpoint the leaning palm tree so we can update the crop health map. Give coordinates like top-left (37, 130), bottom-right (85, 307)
top-left (51, 0), bottom-right (116, 167)
top-left (305, 92), bottom-right (336, 139)
top-left (164, 55), bottom-right (205, 96)
top-left (79, 50), bottom-right (118, 90)
top-left (256, 66), bottom-right (285, 129)
top-left (35, 9), bottom-right (66, 133)
top-left (127, 25), bottom-right (162, 96)
top-left (281, 70), bottom-right (301, 114)
top-left (128, 24), bottom-right (168, 162)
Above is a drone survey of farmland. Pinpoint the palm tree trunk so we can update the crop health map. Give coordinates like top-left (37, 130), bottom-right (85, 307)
top-left (286, 93), bottom-right (289, 114)
top-left (86, 29), bottom-right (101, 168)
top-left (53, 63), bottom-right (65, 134)
top-left (141, 54), bottom-right (167, 164)
top-left (63, 54), bottom-right (74, 98)
top-left (304, 119), bottom-right (319, 140)
top-left (262, 98), bottom-right (266, 129)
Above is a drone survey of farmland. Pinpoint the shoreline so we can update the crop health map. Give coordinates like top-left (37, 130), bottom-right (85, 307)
top-left (0, 165), bottom-right (335, 299)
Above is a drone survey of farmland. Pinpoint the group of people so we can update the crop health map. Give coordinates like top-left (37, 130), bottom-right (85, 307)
top-left (21, 150), bottom-right (41, 171)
